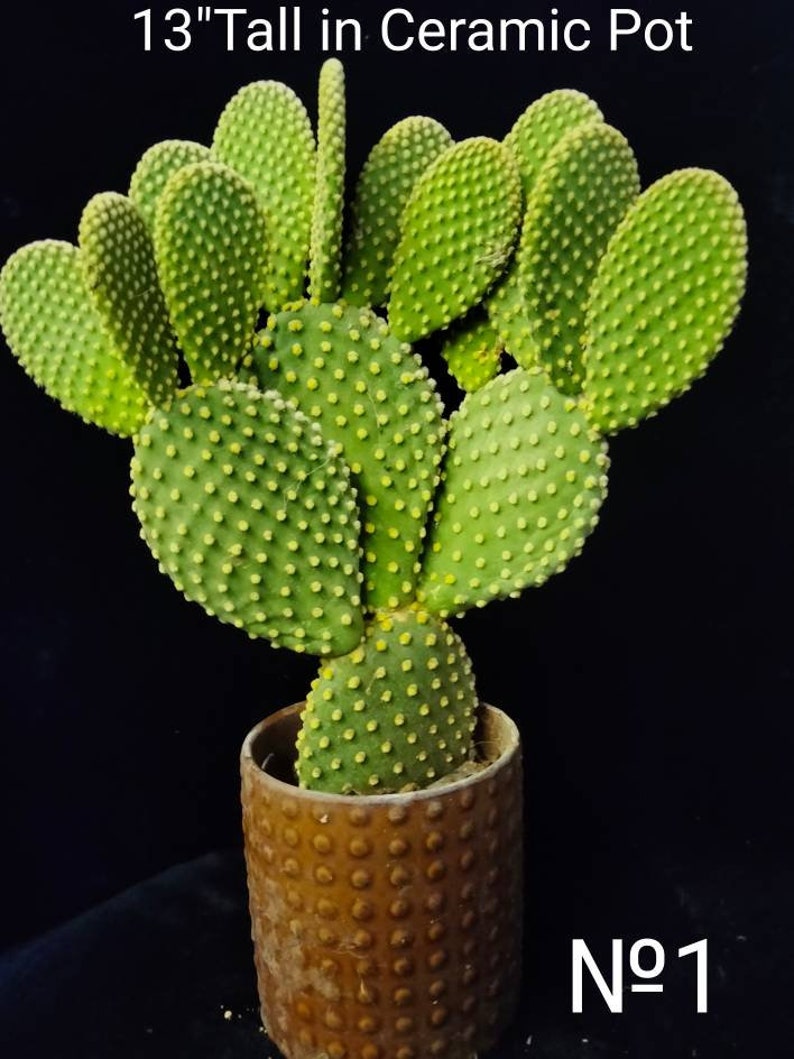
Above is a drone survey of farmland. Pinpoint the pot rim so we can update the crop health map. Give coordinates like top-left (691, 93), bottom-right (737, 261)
top-left (241, 701), bottom-right (520, 806)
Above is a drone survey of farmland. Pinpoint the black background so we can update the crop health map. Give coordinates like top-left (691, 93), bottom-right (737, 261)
top-left (1, 1), bottom-right (792, 1056)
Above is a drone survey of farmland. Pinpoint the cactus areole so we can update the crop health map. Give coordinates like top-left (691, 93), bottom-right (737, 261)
top-left (0, 61), bottom-right (747, 795)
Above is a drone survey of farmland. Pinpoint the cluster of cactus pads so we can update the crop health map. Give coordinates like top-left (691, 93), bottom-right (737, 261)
top-left (0, 61), bottom-right (746, 794)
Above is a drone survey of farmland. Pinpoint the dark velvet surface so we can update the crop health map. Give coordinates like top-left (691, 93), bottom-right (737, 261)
top-left (3, 847), bottom-right (791, 1057)
top-left (2, 0), bottom-right (793, 1055)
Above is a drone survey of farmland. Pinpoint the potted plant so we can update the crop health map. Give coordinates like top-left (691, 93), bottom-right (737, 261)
top-left (0, 59), bottom-right (746, 1059)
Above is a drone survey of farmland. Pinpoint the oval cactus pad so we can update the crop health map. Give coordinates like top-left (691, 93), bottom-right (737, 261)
top-left (248, 301), bottom-right (445, 612)
top-left (518, 122), bottom-right (639, 393)
top-left (131, 379), bottom-right (365, 656)
top-left (419, 367), bottom-right (608, 616)
top-left (79, 192), bottom-right (180, 409)
top-left (388, 137), bottom-right (522, 343)
top-left (583, 168), bottom-right (748, 433)
top-left (154, 162), bottom-right (269, 385)
top-left (213, 81), bottom-right (315, 309)
top-left (297, 608), bottom-right (477, 793)
top-left (0, 240), bottom-right (149, 436)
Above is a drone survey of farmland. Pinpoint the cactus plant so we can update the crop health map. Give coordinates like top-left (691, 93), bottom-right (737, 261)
top-left (0, 62), bottom-right (747, 800)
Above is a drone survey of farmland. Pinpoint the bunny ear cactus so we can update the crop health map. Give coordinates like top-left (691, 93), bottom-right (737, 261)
top-left (0, 63), bottom-right (747, 795)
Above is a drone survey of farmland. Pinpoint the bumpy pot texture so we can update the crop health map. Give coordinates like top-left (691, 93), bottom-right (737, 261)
top-left (240, 703), bottom-right (523, 1059)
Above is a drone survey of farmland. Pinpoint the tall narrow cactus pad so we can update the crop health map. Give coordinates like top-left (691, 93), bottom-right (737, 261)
top-left (582, 169), bottom-right (747, 433)
top-left (342, 116), bottom-right (453, 307)
top-left (440, 310), bottom-right (502, 392)
top-left (0, 241), bottom-right (149, 436)
top-left (388, 138), bottom-right (522, 343)
top-left (487, 89), bottom-right (604, 365)
top-left (296, 608), bottom-right (477, 793)
top-left (154, 162), bottom-right (269, 384)
top-left (518, 123), bottom-right (639, 392)
top-left (131, 379), bottom-right (365, 656)
top-left (213, 82), bottom-right (315, 308)
top-left (247, 301), bottom-right (445, 611)
top-left (309, 59), bottom-right (346, 303)
top-left (504, 88), bottom-right (604, 194)
top-left (79, 193), bottom-right (180, 408)
top-left (419, 368), bottom-right (608, 616)
top-left (129, 140), bottom-right (212, 231)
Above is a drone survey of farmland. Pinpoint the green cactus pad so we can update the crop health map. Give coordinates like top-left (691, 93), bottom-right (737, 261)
top-left (582, 168), bottom-right (748, 433)
top-left (309, 58), bottom-right (346, 303)
top-left (486, 268), bottom-right (539, 368)
top-left (296, 608), bottom-right (477, 793)
top-left (212, 81), bottom-right (315, 309)
top-left (153, 161), bottom-right (269, 385)
top-left (341, 116), bottom-right (453, 307)
top-left (388, 138), bottom-right (522, 343)
top-left (440, 311), bottom-right (502, 392)
top-left (0, 240), bottom-right (148, 435)
top-left (418, 367), bottom-right (608, 616)
top-left (486, 89), bottom-right (604, 366)
top-left (79, 193), bottom-right (180, 408)
top-left (131, 378), bottom-right (364, 656)
top-left (247, 301), bottom-right (445, 611)
top-left (129, 140), bottom-right (212, 231)
top-left (518, 123), bottom-right (639, 393)
top-left (504, 88), bottom-right (603, 194)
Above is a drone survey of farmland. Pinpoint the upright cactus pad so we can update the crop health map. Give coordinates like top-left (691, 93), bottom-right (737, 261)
top-left (342, 116), bottom-right (453, 307)
top-left (129, 140), bottom-right (212, 231)
top-left (518, 123), bottom-right (639, 392)
top-left (212, 81), bottom-right (316, 309)
top-left (247, 301), bottom-right (445, 611)
top-left (153, 162), bottom-right (269, 384)
top-left (79, 192), bottom-right (180, 408)
top-left (296, 608), bottom-right (477, 793)
top-left (583, 169), bottom-right (747, 432)
top-left (486, 88), bottom-right (605, 363)
top-left (131, 379), bottom-right (365, 656)
top-left (309, 59), bottom-right (346, 303)
top-left (0, 241), bottom-right (149, 436)
top-left (388, 138), bottom-right (522, 343)
top-left (419, 368), bottom-right (608, 616)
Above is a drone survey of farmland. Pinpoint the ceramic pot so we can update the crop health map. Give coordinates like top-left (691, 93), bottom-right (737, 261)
top-left (240, 702), bottom-right (523, 1059)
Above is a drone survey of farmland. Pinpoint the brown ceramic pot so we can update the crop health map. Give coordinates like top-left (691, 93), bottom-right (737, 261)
top-left (240, 702), bottom-right (523, 1059)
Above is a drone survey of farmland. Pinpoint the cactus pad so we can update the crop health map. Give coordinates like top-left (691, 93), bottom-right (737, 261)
top-left (153, 162), bottom-right (269, 384)
top-left (131, 379), bottom-right (365, 656)
top-left (212, 81), bottom-right (315, 309)
top-left (388, 138), bottom-right (522, 343)
top-left (296, 608), bottom-right (477, 793)
top-left (342, 116), bottom-right (453, 307)
top-left (518, 123), bottom-right (639, 392)
top-left (440, 311), bottom-right (503, 392)
top-left (419, 367), bottom-right (608, 616)
top-left (504, 88), bottom-right (603, 194)
top-left (486, 268), bottom-right (539, 369)
top-left (0, 240), bottom-right (149, 435)
top-left (583, 168), bottom-right (748, 433)
top-left (309, 58), bottom-right (346, 303)
top-left (247, 301), bottom-right (445, 611)
top-left (486, 89), bottom-right (605, 367)
top-left (79, 193), bottom-right (180, 408)
top-left (129, 140), bottom-right (212, 231)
